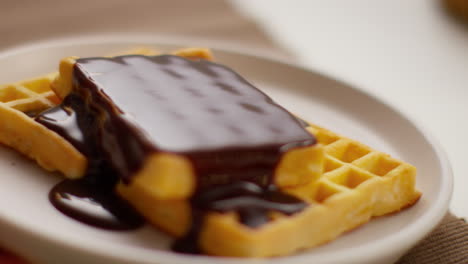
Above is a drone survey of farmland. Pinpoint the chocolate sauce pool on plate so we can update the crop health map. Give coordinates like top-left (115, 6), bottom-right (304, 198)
top-left (50, 177), bottom-right (144, 230)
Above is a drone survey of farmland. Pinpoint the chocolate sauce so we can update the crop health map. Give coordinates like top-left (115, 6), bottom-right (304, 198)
top-left (36, 96), bottom-right (85, 153)
top-left (70, 55), bottom-right (316, 185)
top-left (38, 96), bottom-right (145, 230)
top-left (193, 182), bottom-right (307, 224)
top-left (173, 181), bottom-right (307, 253)
top-left (296, 117), bottom-right (310, 128)
top-left (36, 55), bottom-right (316, 251)
top-left (50, 177), bottom-right (144, 230)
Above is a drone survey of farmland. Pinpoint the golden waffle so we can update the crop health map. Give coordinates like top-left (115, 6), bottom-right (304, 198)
top-left (51, 53), bottom-right (325, 200)
top-left (118, 123), bottom-right (420, 257)
top-left (0, 73), bottom-right (86, 177)
top-left (0, 73), bottom-right (59, 114)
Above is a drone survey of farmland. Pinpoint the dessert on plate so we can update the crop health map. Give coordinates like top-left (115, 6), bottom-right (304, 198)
top-left (0, 47), bottom-right (421, 257)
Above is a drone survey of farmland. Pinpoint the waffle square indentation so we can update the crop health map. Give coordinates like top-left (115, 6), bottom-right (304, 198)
top-left (328, 167), bottom-right (375, 189)
top-left (327, 141), bottom-right (371, 163)
top-left (313, 181), bottom-right (343, 202)
top-left (354, 154), bottom-right (401, 176)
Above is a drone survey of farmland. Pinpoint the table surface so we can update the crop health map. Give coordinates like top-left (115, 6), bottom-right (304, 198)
top-left (231, 0), bottom-right (468, 218)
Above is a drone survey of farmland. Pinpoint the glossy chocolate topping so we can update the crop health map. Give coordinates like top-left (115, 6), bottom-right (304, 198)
top-left (40, 55), bottom-right (315, 185)
top-left (69, 54), bottom-right (315, 186)
top-left (75, 55), bottom-right (313, 151)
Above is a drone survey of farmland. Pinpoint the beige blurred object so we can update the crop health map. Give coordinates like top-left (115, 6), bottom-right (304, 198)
top-left (444, 0), bottom-right (468, 21)
top-left (0, 0), bottom-right (284, 54)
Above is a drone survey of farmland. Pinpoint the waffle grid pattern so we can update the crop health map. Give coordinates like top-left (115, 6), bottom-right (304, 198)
top-left (0, 73), bottom-right (59, 114)
top-left (305, 124), bottom-right (405, 204)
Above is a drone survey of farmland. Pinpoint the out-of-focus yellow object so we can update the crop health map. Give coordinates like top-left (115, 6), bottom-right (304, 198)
top-left (444, 0), bottom-right (468, 21)
top-left (0, 73), bottom-right (86, 178)
top-left (118, 123), bottom-right (420, 257)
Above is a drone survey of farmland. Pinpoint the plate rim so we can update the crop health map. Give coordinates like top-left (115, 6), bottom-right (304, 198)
top-left (0, 34), bottom-right (453, 264)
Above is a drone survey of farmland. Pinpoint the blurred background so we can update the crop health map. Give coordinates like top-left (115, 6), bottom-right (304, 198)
top-left (1, 0), bottom-right (467, 219)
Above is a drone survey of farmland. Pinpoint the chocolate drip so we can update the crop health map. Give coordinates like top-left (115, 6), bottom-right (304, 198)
top-left (38, 96), bottom-right (144, 230)
top-left (194, 181), bottom-right (307, 228)
top-left (173, 181), bottom-right (307, 254)
top-left (171, 209), bottom-right (204, 254)
top-left (193, 182), bottom-right (306, 220)
top-left (35, 55), bottom-right (316, 250)
top-left (49, 176), bottom-right (144, 230)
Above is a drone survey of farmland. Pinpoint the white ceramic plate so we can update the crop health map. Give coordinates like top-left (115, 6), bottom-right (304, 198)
top-left (0, 36), bottom-right (452, 264)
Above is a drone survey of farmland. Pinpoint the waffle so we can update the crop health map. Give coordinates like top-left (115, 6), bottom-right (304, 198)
top-left (117, 123), bottom-right (420, 257)
top-left (0, 73), bottom-right (86, 177)
top-left (50, 53), bottom-right (325, 199)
